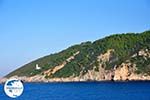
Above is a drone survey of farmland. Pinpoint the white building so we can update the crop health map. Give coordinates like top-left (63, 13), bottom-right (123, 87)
top-left (35, 64), bottom-right (41, 70)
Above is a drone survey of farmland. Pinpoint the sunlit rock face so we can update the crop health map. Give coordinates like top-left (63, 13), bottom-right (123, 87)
top-left (3, 31), bottom-right (150, 82)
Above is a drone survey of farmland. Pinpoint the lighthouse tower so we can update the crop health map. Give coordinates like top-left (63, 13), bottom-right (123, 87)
top-left (35, 64), bottom-right (41, 70)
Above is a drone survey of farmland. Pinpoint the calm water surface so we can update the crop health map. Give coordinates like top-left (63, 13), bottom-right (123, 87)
top-left (0, 81), bottom-right (150, 100)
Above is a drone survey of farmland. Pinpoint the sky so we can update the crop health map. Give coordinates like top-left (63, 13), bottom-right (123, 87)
top-left (0, 0), bottom-right (150, 77)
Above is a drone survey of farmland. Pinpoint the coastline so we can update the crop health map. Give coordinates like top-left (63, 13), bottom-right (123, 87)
top-left (1, 75), bottom-right (150, 84)
top-left (1, 79), bottom-right (150, 84)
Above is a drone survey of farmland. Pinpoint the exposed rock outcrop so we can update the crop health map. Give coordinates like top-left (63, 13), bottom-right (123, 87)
top-left (43, 51), bottom-right (80, 77)
top-left (97, 49), bottom-right (115, 62)
top-left (1, 49), bottom-right (150, 83)
top-left (114, 63), bottom-right (136, 81)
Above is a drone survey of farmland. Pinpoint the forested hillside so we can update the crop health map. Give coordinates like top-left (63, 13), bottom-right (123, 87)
top-left (6, 30), bottom-right (150, 79)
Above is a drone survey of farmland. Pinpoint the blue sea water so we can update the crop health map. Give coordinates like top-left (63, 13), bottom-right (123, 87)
top-left (0, 81), bottom-right (150, 100)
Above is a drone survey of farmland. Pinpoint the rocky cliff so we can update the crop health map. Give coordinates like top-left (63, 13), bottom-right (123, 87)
top-left (1, 30), bottom-right (150, 83)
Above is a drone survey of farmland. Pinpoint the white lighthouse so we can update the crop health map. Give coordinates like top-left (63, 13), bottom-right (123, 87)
top-left (35, 64), bottom-right (41, 70)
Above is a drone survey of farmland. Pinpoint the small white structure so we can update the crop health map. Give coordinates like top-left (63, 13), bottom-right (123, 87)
top-left (35, 64), bottom-right (41, 70)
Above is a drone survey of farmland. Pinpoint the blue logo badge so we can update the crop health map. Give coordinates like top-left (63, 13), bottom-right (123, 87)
top-left (4, 78), bottom-right (24, 98)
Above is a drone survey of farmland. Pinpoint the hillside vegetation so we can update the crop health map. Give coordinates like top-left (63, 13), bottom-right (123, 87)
top-left (6, 30), bottom-right (150, 78)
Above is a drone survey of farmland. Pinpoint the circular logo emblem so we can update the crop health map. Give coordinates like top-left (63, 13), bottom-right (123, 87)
top-left (4, 78), bottom-right (24, 98)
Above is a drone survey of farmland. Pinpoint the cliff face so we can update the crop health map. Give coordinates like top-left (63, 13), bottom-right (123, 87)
top-left (43, 51), bottom-right (80, 78)
top-left (1, 49), bottom-right (150, 83)
top-left (2, 30), bottom-right (150, 83)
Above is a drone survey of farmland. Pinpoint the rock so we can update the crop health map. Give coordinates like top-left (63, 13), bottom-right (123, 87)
top-left (0, 77), bottom-right (7, 84)
top-left (3, 49), bottom-right (150, 83)
top-left (114, 63), bottom-right (130, 81)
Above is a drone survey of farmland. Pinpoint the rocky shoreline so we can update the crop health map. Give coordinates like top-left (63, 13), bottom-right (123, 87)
top-left (1, 62), bottom-right (150, 84)
top-left (1, 73), bottom-right (150, 84)
top-left (2, 49), bottom-right (150, 84)
top-left (1, 63), bottom-right (150, 84)
top-left (1, 78), bottom-right (150, 84)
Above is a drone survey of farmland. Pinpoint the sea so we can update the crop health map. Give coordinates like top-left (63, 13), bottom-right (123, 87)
top-left (0, 81), bottom-right (150, 100)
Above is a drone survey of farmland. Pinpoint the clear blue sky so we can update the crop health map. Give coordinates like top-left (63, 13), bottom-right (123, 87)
top-left (0, 0), bottom-right (150, 77)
